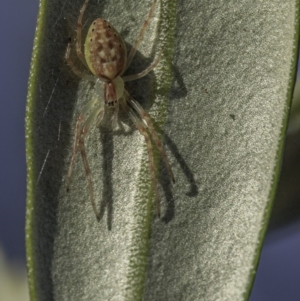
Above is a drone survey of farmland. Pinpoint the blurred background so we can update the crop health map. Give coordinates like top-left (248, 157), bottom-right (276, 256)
top-left (0, 0), bottom-right (299, 300)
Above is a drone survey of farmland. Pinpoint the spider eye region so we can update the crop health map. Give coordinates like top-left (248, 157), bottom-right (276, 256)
top-left (84, 18), bottom-right (127, 80)
top-left (104, 76), bottom-right (124, 107)
top-left (104, 82), bottom-right (117, 107)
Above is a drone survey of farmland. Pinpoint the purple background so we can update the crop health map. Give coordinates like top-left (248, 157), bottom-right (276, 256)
top-left (0, 0), bottom-right (299, 300)
top-left (0, 0), bottom-right (38, 263)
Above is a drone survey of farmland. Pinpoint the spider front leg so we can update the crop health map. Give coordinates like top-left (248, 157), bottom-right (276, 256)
top-left (112, 101), bottom-right (120, 130)
top-left (66, 97), bottom-right (98, 190)
top-left (125, 91), bottom-right (175, 183)
top-left (66, 93), bottom-right (104, 220)
top-left (65, 42), bottom-right (96, 82)
top-left (78, 106), bottom-right (105, 220)
top-left (125, 106), bottom-right (162, 217)
top-left (122, 51), bottom-right (162, 82)
top-left (76, 0), bottom-right (90, 68)
top-left (125, 0), bottom-right (158, 71)
top-left (66, 114), bottom-right (84, 191)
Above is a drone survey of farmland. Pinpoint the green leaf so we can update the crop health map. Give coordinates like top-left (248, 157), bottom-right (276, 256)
top-left (26, 0), bottom-right (300, 300)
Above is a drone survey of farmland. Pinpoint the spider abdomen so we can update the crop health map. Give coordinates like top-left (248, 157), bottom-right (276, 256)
top-left (84, 18), bottom-right (127, 80)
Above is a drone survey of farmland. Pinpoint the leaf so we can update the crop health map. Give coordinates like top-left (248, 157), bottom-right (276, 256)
top-left (25, 0), bottom-right (300, 300)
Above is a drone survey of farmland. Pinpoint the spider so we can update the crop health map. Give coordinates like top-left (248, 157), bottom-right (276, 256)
top-left (65, 0), bottom-right (175, 220)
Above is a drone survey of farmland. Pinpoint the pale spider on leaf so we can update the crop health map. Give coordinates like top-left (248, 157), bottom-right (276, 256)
top-left (65, 0), bottom-right (175, 220)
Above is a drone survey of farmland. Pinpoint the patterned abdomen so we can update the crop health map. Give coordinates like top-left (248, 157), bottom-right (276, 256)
top-left (84, 18), bottom-right (127, 80)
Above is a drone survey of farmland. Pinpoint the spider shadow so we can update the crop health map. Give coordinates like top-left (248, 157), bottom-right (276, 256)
top-left (95, 112), bottom-right (135, 230)
top-left (96, 127), bottom-right (114, 230)
top-left (158, 63), bottom-right (196, 223)
top-left (159, 133), bottom-right (199, 224)
top-left (169, 62), bottom-right (188, 100)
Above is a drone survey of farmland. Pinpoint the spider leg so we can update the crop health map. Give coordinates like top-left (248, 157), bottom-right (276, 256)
top-left (122, 51), bottom-right (161, 82)
top-left (121, 99), bottom-right (161, 217)
top-left (76, 0), bottom-right (90, 68)
top-left (126, 92), bottom-right (175, 183)
top-left (66, 97), bottom-right (98, 191)
top-left (79, 106), bottom-right (105, 220)
top-left (124, 0), bottom-right (158, 72)
top-left (66, 115), bottom-right (84, 191)
top-left (65, 42), bottom-right (96, 82)
top-left (111, 101), bottom-right (120, 130)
